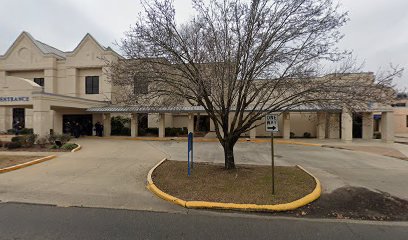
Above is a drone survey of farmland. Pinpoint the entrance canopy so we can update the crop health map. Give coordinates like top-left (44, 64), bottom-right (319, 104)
top-left (86, 105), bottom-right (344, 114)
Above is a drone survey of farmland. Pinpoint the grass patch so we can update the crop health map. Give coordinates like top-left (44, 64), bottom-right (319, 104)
top-left (153, 160), bottom-right (316, 205)
top-left (0, 155), bottom-right (42, 169)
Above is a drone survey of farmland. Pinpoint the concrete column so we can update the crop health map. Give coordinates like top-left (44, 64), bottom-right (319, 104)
top-left (0, 107), bottom-right (8, 132)
top-left (210, 117), bottom-right (216, 131)
top-left (282, 112), bottom-right (290, 139)
top-left (66, 68), bottom-right (78, 97)
top-left (33, 99), bottom-right (51, 137)
top-left (316, 112), bottom-right (327, 139)
top-left (44, 69), bottom-right (57, 93)
top-left (381, 111), bottom-right (394, 143)
top-left (250, 126), bottom-right (257, 139)
top-left (187, 113), bottom-right (194, 134)
top-left (131, 113), bottom-right (138, 137)
top-left (362, 112), bottom-right (374, 140)
top-left (341, 109), bottom-right (353, 142)
top-left (158, 113), bottom-right (166, 138)
top-left (103, 113), bottom-right (111, 136)
top-left (327, 113), bottom-right (340, 139)
top-left (53, 111), bottom-right (63, 134)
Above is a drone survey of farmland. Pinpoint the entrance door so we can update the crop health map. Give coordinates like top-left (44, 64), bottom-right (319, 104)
top-left (63, 114), bottom-right (93, 136)
top-left (13, 108), bottom-right (25, 128)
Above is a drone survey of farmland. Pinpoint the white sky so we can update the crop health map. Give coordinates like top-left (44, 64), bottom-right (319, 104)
top-left (0, 0), bottom-right (406, 89)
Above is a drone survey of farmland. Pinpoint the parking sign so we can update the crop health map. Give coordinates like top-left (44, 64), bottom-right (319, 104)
top-left (265, 114), bottom-right (279, 132)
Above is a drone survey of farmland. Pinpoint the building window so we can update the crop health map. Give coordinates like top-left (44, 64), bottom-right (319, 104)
top-left (85, 76), bottom-right (99, 94)
top-left (34, 78), bottom-right (44, 87)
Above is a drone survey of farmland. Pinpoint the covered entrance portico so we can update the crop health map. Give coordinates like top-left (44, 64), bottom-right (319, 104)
top-left (0, 76), bottom-right (107, 136)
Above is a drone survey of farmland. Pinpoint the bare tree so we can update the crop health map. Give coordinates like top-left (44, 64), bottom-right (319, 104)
top-left (108, 0), bottom-right (401, 169)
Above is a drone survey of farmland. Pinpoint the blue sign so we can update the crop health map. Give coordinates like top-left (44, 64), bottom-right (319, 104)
top-left (0, 96), bottom-right (29, 102)
top-left (187, 132), bottom-right (194, 176)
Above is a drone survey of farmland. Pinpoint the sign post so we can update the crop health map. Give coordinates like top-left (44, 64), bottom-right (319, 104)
top-left (187, 132), bottom-right (193, 176)
top-left (265, 114), bottom-right (279, 194)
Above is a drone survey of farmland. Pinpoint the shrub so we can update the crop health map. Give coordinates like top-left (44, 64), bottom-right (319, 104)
top-left (60, 134), bottom-right (71, 145)
top-left (11, 136), bottom-right (24, 143)
top-left (7, 129), bottom-right (16, 134)
top-left (121, 127), bottom-right (131, 136)
top-left (19, 128), bottom-right (34, 135)
top-left (373, 132), bottom-right (381, 139)
top-left (25, 134), bottom-right (38, 147)
top-left (50, 145), bottom-right (59, 149)
top-left (36, 136), bottom-right (48, 148)
top-left (6, 141), bottom-right (22, 149)
top-left (47, 133), bottom-right (71, 146)
top-left (303, 132), bottom-right (311, 138)
top-left (111, 116), bottom-right (131, 136)
top-left (61, 143), bottom-right (78, 150)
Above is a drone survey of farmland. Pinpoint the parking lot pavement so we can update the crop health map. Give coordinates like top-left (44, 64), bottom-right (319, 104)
top-left (147, 140), bottom-right (408, 200)
top-left (1, 138), bottom-right (407, 214)
top-left (0, 138), bottom-right (186, 213)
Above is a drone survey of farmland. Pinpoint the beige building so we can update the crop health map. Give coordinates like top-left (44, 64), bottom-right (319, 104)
top-left (0, 32), bottom-right (396, 142)
top-left (392, 97), bottom-right (408, 134)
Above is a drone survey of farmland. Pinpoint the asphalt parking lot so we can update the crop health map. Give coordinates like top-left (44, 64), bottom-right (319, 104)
top-left (0, 138), bottom-right (407, 212)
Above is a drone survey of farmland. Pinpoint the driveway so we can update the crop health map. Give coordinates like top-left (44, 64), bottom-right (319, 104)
top-left (148, 140), bottom-right (408, 200)
top-left (0, 138), bottom-right (183, 212)
top-left (0, 138), bottom-right (407, 213)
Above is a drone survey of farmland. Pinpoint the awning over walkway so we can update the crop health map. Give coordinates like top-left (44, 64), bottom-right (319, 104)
top-left (86, 105), bottom-right (344, 114)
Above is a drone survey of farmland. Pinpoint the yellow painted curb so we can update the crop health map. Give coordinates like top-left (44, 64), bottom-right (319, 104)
top-left (0, 155), bottom-right (57, 173)
top-left (71, 144), bottom-right (81, 152)
top-left (146, 159), bottom-right (321, 212)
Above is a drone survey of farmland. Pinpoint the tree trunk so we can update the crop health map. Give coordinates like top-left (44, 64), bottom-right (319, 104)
top-left (223, 140), bottom-right (236, 170)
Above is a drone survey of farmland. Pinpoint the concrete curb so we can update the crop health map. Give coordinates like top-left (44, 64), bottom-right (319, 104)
top-left (0, 155), bottom-right (57, 174)
top-left (146, 159), bottom-right (321, 212)
top-left (89, 136), bottom-right (322, 147)
top-left (71, 144), bottom-right (81, 152)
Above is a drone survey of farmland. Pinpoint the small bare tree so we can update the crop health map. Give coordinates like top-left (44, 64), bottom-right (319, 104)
top-left (108, 0), bottom-right (401, 169)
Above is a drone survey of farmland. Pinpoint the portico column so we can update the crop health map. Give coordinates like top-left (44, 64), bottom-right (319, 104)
top-left (381, 111), bottom-right (394, 143)
top-left (316, 112), bottom-right (327, 139)
top-left (362, 112), bottom-right (374, 140)
top-left (282, 112), bottom-right (290, 139)
top-left (187, 113), bottom-right (194, 134)
top-left (103, 113), bottom-right (111, 136)
top-left (158, 113), bottom-right (166, 138)
top-left (341, 108), bottom-right (353, 142)
top-left (327, 113), bottom-right (340, 139)
top-left (131, 113), bottom-right (138, 137)
top-left (33, 99), bottom-right (51, 137)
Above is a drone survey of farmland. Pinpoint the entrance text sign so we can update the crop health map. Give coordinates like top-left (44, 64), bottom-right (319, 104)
top-left (0, 96), bottom-right (29, 102)
top-left (265, 114), bottom-right (279, 132)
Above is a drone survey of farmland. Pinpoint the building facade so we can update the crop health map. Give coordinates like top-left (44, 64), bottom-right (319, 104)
top-left (0, 32), bottom-right (396, 142)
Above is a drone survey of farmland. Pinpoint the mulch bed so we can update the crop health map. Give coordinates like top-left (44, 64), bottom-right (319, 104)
top-left (0, 155), bottom-right (42, 169)
top-left (152, 160), bottom-right (316, 205)
top-left (275, 186), bottom-right (408, 221)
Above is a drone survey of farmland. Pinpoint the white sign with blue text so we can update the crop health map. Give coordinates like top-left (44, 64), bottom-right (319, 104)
top-left (265, 114), bottom-right (279, 132)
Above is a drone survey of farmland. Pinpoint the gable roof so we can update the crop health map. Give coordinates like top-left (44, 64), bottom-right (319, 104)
top-left (1, 31), bottom-right (121, 60)
top-left (0, 31), bottom-right (66, 59)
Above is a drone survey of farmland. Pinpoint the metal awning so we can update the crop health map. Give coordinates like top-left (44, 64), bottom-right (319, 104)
top-left (86, 105), bottom-right (344, 113)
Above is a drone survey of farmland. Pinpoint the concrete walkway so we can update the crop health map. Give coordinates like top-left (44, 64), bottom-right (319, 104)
top-left (0, 138), bottom-right (184, 212)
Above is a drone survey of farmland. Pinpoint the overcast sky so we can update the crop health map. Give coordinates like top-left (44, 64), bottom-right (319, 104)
top-left (0, 0), bottom-right (406, 89)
